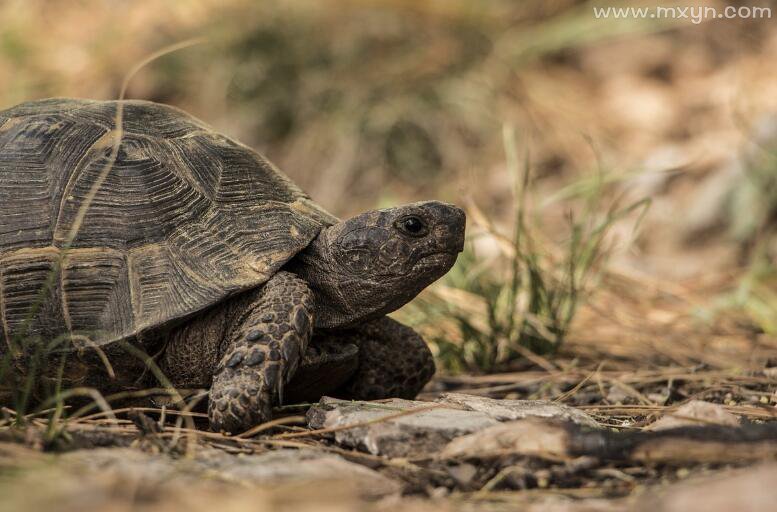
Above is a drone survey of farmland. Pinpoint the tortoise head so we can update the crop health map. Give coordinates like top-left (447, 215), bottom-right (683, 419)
top-left (288, 201), bottom-right (465, 329)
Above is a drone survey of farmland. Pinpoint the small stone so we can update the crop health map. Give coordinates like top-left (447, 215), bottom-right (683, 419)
top-left (646, 400), bottom-right (740, 431)
top-left (260, 313), bottom-right (274, 323)
top-left (268, 349), bottom-right (281, 361)
top-left (441, 418), bottom-right (570, 460)
top-left (429, 487), bottom-right (449, 499)
top-left (648, 392), bottom-right (670, 405)
top-left (536, 470), bottom-right (550, 488)
top-left (606, 385), bottom-right (630, 404)
top-left (447, 463), bottom-right (478, 487)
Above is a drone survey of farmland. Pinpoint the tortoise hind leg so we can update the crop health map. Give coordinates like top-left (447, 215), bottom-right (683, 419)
top-left (208, 271), bottom-right (314, 434)
top-left (284, 339), bottom-right (359, 404)
top-left (332, 317), bottom-right (435, 400)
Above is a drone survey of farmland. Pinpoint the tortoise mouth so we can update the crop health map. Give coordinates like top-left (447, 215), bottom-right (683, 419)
top-left (412, 251), bottom-right (458, 275)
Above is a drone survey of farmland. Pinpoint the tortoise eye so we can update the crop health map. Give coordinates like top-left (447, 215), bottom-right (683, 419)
top-left (396, 216), bottom-right (428, 237)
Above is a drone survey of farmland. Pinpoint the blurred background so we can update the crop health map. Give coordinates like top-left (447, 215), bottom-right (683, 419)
top-left (3, 0), bottom-right (777, 372)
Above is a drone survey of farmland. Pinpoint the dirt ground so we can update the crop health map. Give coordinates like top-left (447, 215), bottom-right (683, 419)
top-left (2, 1), bottom-right (777, 510)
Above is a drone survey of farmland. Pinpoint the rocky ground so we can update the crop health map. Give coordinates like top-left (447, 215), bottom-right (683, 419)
top-left (3, 315), bottom-right (777, 512)
top-left (3, 392), bottom-right (777, 511)
top-left (2, 265), bottom-right (776, 510)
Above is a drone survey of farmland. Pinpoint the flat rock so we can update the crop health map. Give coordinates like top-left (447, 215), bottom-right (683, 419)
top-left (307, 397), bottom-right (499, 458)
top-left (306, 393), bottom-right (597, 457)
top-left (441, 418), bottom-right (571, 460)
top-left (645, 400), bottom-right (740, 431)
top-left (438, 393), bottom-right (599, 427)
top-left (60, 447), bottom-right (399, 499)
top-left (206, 449), bottom-right (400, 498)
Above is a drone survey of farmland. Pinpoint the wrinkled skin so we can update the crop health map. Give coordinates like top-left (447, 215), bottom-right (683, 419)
top-left (161, 201), bottom-right (465, 433)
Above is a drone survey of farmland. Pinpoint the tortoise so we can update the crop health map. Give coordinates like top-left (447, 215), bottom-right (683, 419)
top-left (0, 98), bottom-right (465, 433)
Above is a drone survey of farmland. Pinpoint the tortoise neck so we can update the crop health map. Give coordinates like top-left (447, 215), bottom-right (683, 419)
top-left (285, 228), bottom-right (403, 330)
top-left (285, 231), bottom-right (345, 329)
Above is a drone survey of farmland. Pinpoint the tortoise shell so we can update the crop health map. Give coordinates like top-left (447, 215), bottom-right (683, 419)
top-left (0, 98), bottom-right (337, 349)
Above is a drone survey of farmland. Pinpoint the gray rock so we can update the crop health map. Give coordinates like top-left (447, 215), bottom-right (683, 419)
top-left (446, 463), bottom-right (479, 487)
top-left (437, 393), bottom-right (599, 427)
top-left (206, 449), bottom-right (400, 498)
top-left (645, 400), bottom-right (740, 431)
top-left (307, 397), bottom-right (499, 457)
top-left (61, 447), bottom-right (399, 499)
top-left (441, 418), bottom-right (571, 460)
top-left (306, 394), bottom-right (598, 457)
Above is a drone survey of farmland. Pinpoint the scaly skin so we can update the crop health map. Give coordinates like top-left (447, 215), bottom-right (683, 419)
top-left (332, 317), bottom-right (436, 400)
top-left (161, 271), bottom-right (314, 434)
top-left (284, 318), bottom-right (436, 403)
top-left (162, 290), bottom-right (434, 434)
top-left (208, 271), bottom-right (314, 434)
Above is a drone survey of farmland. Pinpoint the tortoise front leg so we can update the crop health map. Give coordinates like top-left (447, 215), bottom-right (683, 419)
top-left (208, 272), bottom-right (314, 434)
top-left (332, 317), bottom-right (436, 400)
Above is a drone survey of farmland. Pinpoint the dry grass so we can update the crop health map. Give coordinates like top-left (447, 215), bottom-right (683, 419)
top-left (400, 123), bottom-right (652, 373)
